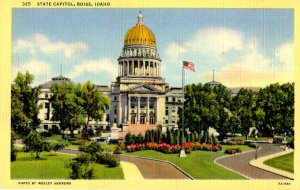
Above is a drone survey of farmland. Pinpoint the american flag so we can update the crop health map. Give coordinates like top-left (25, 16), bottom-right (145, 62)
top-left (183, 61), bottom-right (195, 72)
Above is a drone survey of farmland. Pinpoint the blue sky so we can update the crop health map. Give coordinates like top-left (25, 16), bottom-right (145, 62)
top-left (12, 9), bottom-right (294, 87)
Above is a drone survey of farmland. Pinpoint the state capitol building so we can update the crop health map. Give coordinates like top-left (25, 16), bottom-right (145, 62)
top-left (37, 12), bottom-right (183, 138)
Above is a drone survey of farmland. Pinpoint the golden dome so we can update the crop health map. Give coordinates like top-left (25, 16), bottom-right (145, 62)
top-left (124, 12), bottom-right (156, 46)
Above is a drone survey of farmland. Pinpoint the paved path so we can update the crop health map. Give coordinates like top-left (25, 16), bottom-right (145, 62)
top-left (57, 149), bottom-right (190, 180)
top-left (117, 154), bottom-right (190, 179)
top-left (120, 161), bottom-right (144, 180)
top-left (250, 149), bottom-right (294, 179)
top-left (215, 143), bottom-right (289, 179)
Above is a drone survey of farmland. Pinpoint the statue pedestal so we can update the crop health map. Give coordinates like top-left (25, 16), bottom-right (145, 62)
top-left (179, 149), bottom-right (186, 157)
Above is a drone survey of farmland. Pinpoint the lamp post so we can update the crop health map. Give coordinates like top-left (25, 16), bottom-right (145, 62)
top-left (255, 135), bottom-right (258, 159)
top-left (283, 132), bottom-right (287, 151)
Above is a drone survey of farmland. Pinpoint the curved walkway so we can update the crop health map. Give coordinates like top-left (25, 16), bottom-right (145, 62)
top-left (215, 143), bottom-right (289, 179)
top-left (120, 161), bottom-right (144, 180)
top-left (250, 149), bottom-right (294, 179)
top-left (57, 149), bottom-right (190, 179)
top-left (118, 154), bottom-right (190, 179)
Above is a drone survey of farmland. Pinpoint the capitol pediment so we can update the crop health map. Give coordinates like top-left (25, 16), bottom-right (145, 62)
top-left (126, 83), bottom-right (165, 94)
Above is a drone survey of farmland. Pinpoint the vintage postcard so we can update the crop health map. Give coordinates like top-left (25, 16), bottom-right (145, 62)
top-left (0, 0), bottom-right (299, 189)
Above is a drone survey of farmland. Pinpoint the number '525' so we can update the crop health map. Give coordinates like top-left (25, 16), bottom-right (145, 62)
top-left (22, 2), bottom-right (31, 6)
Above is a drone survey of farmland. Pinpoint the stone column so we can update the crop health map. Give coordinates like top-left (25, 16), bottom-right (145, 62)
top-left (146, 97), bottom-right (149, 124)
top-left (124, 95), bottom-right (127, 123)
top-left (143, 61), bottom-right (145, 76)
top-left (118, 95), bottom-right (121, 124)
top-left (138, 61), bottom-right (140, 76)
top-left (126, 61), bottom-right (129, 76)
top-left (121, 62), bottom-right (123, 76)
top-left (131, 61), bottom-right (134, 75)
top-left (158, 63), bottom-right (160, 76)
top-left (137, 97), bottom-right (140, 124)
top-left (127, 96), bottom-right (131, 124)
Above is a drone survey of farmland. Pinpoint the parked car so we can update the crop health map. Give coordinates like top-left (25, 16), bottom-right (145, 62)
top-left (91, 137), bottom-right (107, 143)
top-left (108, 139), bottom-right (120, 144)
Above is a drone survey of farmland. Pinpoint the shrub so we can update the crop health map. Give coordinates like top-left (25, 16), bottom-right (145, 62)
top-left (67, 154), bottom-right (94, 179)
top-left (96, 153), bottom-right (120, 167)
top-left (113, 143), bottom-right (125, 154)
top-left (79, 141), bottom-right (103, 155)
top-left (11, 131), bottom-right (17, 162)
top-left (72, 139), bottom-right (88, 146)
top-left (287, 138), bottom-right (294, 149)
top-left (224, 147), bottom-right (242, 154)
top-left (49, 125), bottom-right (60, 134)
top-left (40, 130), bottom-right (53, 137)
top-left (248, 143), bottom-right (258, 148)
top-left (11, 148), bottom-right (17, 162)
top-left (125, 133), bottom-right (134, 145)
top-left (51, 142), bottom-right (66, 153)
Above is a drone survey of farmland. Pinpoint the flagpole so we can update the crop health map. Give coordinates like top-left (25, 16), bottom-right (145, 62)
top-left (180, 61), bottom-right (186, 157)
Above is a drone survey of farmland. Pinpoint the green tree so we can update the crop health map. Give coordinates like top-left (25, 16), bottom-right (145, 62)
top-left (228, 115), bottom-right (242, 136)
top-left (23, 131), bottom-right (49, 159)
top-left (256, 83), bottom-right (294, 136)
top-left (11, 72), bottom-right (41, 136)
top-left (231, 89), bottom-right (258, 140)
top-left (180, 83), bottom-right (230, 137)
top-left (50, 83), bottom-right (85, 137)
top-left (78, 81), bottom-right (110, 138)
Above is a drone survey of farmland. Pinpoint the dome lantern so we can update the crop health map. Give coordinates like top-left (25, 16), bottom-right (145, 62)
top-left (137, 10), bottom-right (144, 25)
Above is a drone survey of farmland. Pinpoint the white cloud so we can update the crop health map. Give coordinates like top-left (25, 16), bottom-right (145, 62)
top-left (12, 60), bottom-right (52, 85)
top-left (203, 41), bottom-right (294, 87)
top-left (165, 27), bottom-right (243, 61)
top-left (13, 33), bottom-right (88, 58)
top-left (66, 58), bottom-right (117, 79)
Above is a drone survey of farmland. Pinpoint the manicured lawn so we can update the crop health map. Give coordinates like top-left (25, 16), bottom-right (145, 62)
top-left (11, 150), bottom-right (124, 179)
top-left (45, 134), bottom-right (65, 142)
top-left (101, 144), bottom-right (117, 152)
top-left (124, 146), bottom-right (253, 179)
top-left (264, 152), bottom-right (294, 173)
top-left (66, 144), bottom-right (80, 150)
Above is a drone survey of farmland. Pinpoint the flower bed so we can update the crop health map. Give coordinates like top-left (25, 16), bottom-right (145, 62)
top-left (126, 142), bottom-right (222, 154)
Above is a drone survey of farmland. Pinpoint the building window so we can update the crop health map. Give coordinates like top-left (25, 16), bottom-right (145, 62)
top-left (114, 107), bottom-right (117, 115)
top-left (114, 119), bottom-right (117, 123)
top-left (165, 109), bottom-right (168, 115)
top-left (45, 93), bottom-right (49, 98)
top-left (114, 96), bottom-right (117, 101)
top-left (178, 99), bottom-right (181, 102)
top-left (165, 120), bottom-right (168, 124)
top-left (166, 97), bottom-right (168, 102)
top-left (43, 125), bottom-right (48, 130)
top-left (44, 112), bottom-right (49, 120)
top-left (173, 97), bottom-right (176, 102)
top-left (45, 103), bottom-right (50, 109)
